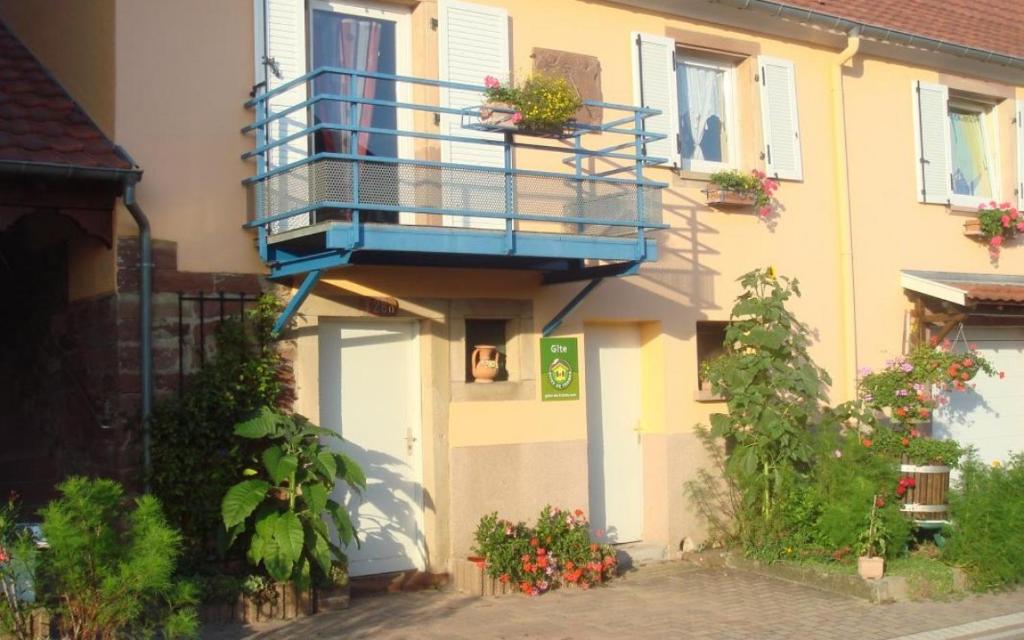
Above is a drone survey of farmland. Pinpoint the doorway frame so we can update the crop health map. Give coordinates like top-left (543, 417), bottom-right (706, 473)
top-left (309, 0), bottom-right (416, 225)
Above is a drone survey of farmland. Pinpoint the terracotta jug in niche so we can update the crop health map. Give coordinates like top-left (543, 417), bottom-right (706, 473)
top-left (471, 345), bottom-right (500, 383)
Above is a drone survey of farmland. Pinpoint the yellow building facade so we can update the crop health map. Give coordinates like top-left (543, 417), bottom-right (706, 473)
top-left (3, 0), bottom-right (1024, 576)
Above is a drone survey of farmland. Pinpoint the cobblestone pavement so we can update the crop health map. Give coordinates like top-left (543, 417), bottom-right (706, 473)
top-left (203, 564), bottom-right (1024, 639)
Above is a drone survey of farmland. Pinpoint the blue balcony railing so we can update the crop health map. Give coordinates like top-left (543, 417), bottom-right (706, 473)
top-left (242, 67), bottom-right (667, 280)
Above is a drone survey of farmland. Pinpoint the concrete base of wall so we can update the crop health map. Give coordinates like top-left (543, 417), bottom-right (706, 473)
top-left (450, 439), bottom-right (589, 560)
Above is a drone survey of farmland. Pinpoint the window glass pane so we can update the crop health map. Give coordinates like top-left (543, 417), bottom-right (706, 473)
top-left (949, 108), bottom-right (992, 198)
top-left (676, 60), bottom-right (728, 164)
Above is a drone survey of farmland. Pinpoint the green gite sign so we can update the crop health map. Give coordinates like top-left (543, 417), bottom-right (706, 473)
top-left (540, 337), bottom-right (579, 401)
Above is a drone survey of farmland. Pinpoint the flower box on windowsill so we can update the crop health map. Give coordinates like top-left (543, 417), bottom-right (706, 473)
top-left (963, 218), bottom-right (985, 238)
top-left (705, 186), bottom-right (756, 208)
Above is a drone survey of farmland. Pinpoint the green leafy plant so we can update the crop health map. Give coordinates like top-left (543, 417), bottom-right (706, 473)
top-left (857, 497), bottom-right (890, 558)
top-left (150, 294), bottom-right (287, 570)
top-left (703, 268), bottom-right (831, 542)
top-left (221, 408), bottom-right (366, 587)
top-left (482, 73), bottom-right (582, 130)
top-left (942, 454), bottom-right (1024, 591)
top-left (708, 169), bottom-right (780, 218)
top-left (37, 477), bottom-right (198, 640)
top-left (858, 342), bottom-right (998, 429)
top-left (974, 201), bottom-right (1023, 256)
top-left (472, 506), bottom-right (616, 596)
top-left (0, 493), bottom-right (40, 640)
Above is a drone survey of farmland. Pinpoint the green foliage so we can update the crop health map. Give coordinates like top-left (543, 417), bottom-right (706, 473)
top-left (0, 493), bottom-right (40, 640)
top-left (703, 268), bottom-right (832, 542)
top-left (472, 507), bottom-right (616, 595)
top-left (37, 477), bottom-right (198, 640)
top-left (482, 73), bottom-right (582, 130)
top-left (708, 169), bottom-right (779, 213)
top-left (858, 343), bottom-right (997, 428)
top-left (150, 294), bottom-right (285, 569)
top-left (867, 425), bottom-right (966, 467)
top-left (222, 408), bottom-right (365, 587)
top-left (942, 454), bottom-right (1024, 591)
top-left (856, 498), bottom-right (889, 558)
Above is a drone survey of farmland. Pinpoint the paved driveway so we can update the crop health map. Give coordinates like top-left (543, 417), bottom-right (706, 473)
top-left (204, 564), bottom-right (1024, 639)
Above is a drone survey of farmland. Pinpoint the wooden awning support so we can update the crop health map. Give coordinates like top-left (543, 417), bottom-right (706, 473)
top-left (910, 297), bottom-right (967, 346)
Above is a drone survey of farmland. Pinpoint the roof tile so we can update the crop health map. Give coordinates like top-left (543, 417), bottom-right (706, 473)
top-left (950, 283), bottom-right (1024, 304)
top-left (777, 0), bottom-right (1024, 60)
top-left (0, 21), bottom-right (130, 170)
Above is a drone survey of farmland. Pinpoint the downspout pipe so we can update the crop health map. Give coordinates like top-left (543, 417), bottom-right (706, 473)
top-left (832, 28), bottom-right (860, 402)
top-left (0, 154), bottom-right (154, 487)
top-left (120, 176), bottom-right (153, 488)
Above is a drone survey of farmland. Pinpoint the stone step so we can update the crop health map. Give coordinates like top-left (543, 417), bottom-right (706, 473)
top-left (615, 542), bottom-right (668, 570)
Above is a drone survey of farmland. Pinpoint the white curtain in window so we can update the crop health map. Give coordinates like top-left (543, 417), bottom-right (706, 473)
top-left (679, 63), bottom-right (726, 163)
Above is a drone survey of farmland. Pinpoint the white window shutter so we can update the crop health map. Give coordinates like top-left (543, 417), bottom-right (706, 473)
top-left (260, 0), bottom-right (309, 230)
top-left (631, 32), bottom-right (679, 167)
top-left (758, 56), bottom-right (802, 181)
top-left (438, 0), bottom-right (509, 229)
top-left (912, 81), bottom-right (950, 205)
top-left (1017, 100), bottom-right (1024, 210)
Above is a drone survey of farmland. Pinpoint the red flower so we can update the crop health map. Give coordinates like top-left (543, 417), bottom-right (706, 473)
top-left (999, 371), bottom-right (1006, 379)
top-left (537, 557), bottom-right (549, 569)
top-left (901, 437), bottom-right (910, 447)
top-left (918, 408), bottom-right (930, 418)
top-left (963, 358), bottom-right (974, 367)
top-left (875, 496), bottom-right (886, 508)
top-left (537, 547), bottom-right (546, 556)
top-left (910, 429), bottom-right (921, 438)
top-left (521, 554), bottom-right (531, 562)
top-left (499, 573), bottom-right (510, 584)
top-left (574, 508), bottom-right (584, 516)
top-left (862, 438), bottom-right (873, 448)
top-left (529, 537), bottom-right (539, 548)
top-left (565, 560), bottom-right (575, 570)
top-left (895, 407), bottom-right (908, 417)
top-left (896, 486), bottom-right (906, 497)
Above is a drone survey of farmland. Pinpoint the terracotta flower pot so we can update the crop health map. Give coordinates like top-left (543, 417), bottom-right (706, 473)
top-left (858, 555), bottom-right (885, 580)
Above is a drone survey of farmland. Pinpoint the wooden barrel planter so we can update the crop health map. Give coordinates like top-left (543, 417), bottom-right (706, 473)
top-left (898, 454), bottom-right (951, 522)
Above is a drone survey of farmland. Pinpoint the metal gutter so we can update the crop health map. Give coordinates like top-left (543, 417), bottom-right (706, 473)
top-left (712, 0), bottom-right (1024, 70)
top-left (0, 152), bottom-right (155, 487)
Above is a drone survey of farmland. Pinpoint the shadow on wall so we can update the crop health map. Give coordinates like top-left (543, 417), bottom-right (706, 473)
top-left (330, 437), bottom-right (434, 576)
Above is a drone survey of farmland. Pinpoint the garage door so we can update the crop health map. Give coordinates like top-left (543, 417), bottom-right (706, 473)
top-left (933, 326), bottom-right (1024, 464)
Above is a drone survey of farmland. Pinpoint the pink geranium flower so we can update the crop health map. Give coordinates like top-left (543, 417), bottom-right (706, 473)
top-left (511, 111), bottom-right (523, 124)
top-left (484, 75), bottom-right (500, 89)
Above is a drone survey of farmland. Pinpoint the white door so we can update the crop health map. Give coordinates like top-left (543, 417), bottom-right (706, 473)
top-left (933, 327), bottom-right (1024, 465)
top-left (318, 320), bottom-right (425, 576)
top-left (585, 324), bottom-right (644, 543)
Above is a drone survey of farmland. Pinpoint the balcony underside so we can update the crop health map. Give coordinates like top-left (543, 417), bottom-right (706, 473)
top-left (265, 220), bottom-right (658, 278)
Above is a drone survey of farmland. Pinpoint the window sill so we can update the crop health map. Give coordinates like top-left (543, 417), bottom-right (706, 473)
top-left (694, 388), bottom-right (726, 403)
top-left (452, 380), bottom-right (535, 402)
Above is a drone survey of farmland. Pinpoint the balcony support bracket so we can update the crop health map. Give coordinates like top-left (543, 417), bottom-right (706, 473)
top-left (273, 268), bottom-right (323, 335)
top-left (542, 277), bottom-right (604, 337)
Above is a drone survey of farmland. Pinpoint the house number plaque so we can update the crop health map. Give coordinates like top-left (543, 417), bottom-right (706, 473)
top-left (362, 296), bottom-right (399, 317)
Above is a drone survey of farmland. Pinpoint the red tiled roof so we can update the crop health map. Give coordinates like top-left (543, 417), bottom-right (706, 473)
top-left (0, 21), bottom-right (131, 170)
top-left (776, 0), bottom-right (1024, 60)
top-left (948, 283), bottom-right (1024, 304)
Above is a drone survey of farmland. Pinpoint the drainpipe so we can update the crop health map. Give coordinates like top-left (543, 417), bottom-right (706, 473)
top-left (120, 176), bottom-right (153, 487)
top-left (0, 156), bottom-right (153, 486)
top-left (832, 28), bottom-right (861, 402)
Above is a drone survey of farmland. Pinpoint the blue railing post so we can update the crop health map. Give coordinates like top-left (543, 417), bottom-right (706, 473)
top-left (503, 131), bottom-right (515, 254)
top-left (348, 71), bottom-right (363, 246)
top-left (634, 108), bottom-right (646, 260)
top-left (255, 86), bottom-right (269, 261)
top-left (574, 132), bottom-right (585, 234)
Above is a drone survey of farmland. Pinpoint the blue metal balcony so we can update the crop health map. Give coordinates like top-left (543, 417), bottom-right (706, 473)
top-left (242, 67), bottom-right (667, 331)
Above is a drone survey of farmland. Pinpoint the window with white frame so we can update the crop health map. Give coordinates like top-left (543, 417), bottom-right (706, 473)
top-left (675, 53), bottom-right (736, 173)
top-left (948, 99), bottom-right (996, 203)
top-left (913, 82), bottom-right (1005, 206)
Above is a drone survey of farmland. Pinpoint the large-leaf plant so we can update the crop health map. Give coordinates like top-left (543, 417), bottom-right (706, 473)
top-left (221, 408), bottom-right (366, 586)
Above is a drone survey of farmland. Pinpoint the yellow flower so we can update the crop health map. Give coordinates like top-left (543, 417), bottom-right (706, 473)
top-left (992, 459), bottom-right (1002, 468)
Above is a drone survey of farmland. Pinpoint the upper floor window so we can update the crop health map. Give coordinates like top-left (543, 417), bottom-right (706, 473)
top-left (676, 53), bottom-right (736, 173)
top-left (948, 99), bottom-right (995, 203)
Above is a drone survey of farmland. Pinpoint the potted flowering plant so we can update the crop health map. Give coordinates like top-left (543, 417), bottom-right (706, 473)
top-left (480, 74), bottom-right (582, 135)
top-left (856, 496), bottom-right (888, 580)
top-left (966, 201), bottom-right (1024, 256)
top-left (706, 169), bottom-right (779, 218)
